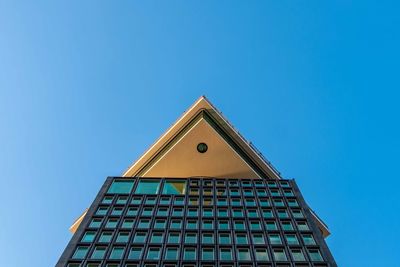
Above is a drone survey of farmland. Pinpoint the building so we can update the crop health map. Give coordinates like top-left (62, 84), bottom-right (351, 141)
top-left (57, 97), bottom-right (337, 267)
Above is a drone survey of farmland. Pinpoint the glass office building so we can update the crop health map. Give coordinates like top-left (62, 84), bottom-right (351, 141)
top-left (57, 97), bottom-right (336, 266)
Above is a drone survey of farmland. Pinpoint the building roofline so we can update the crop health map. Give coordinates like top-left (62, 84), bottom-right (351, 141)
top-left (122, 96), bottom-right (281, 179)
top-left (69, 96), bottom-right (331, 238)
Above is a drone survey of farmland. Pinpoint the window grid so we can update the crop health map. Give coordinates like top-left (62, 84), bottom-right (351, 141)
top-left (61, 177), bottom-right (332, 266)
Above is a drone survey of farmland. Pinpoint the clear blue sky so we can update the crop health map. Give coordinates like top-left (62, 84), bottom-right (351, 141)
top-left (0, 1), bottom-right (399, 266)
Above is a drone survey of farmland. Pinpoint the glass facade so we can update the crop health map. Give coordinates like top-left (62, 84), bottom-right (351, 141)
top-left (58, 177), bottom-right (335, 266)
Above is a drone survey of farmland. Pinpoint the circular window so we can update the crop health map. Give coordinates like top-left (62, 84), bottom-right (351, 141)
top-left (197, 143), bottom-right (208, 153)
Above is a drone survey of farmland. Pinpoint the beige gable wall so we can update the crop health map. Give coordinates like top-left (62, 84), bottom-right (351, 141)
top-left (141, 118), bottom-right (260, 179)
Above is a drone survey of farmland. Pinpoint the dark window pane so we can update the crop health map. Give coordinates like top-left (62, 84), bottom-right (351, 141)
top-left (109, 247), bottom-right (124, 259)
top-left (72, 246), bottom-right (88, 259)
top-left (128, 247), bottom-right (142, 260)
top-left (135, 180), bottom-right (160, 194)
top-left (108, 180), bottom-right (134, 194)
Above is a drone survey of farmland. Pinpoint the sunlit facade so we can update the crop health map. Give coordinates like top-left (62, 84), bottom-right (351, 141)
top-left (57, 97), bottom-right (336, 266)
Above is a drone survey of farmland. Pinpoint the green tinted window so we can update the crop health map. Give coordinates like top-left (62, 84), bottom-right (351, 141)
top-left (172, 208), bottom-right (183, 216)
top-left (217, 198), bottom-right (228, 206)
top-left (262, 210), bottom-right (273, 218)
top-left (218, 209), bottom-right (228, 217)
top-left (105, 219), bottom-right (118, 228)
top-left (250, 221), bottom-right (262, 230)
top-left (309, 249), bottom-right (323, 261)
top-left (133, 232), bottom-right (147, 243)
top-left (231, 199), bottom-right (241, 206)
top-left (160, 197), bottom-right (171, 205)
top-left (218, 233), bottom-right (231, 244)
top-left (165, 248), bottom-right (178, 260)
top-left (170, 220), bottom-right (182, 229)
top-left (202, 233), bottom-right (214, 244)
top-left (266, 221), bottom-right (277, 230)
top-left (185, 233), bottom-right (197, 243)
top-left (218, 220), bottom-right (229, 230)
top-left (174, 197), bottom-right (184, 205)
top-left (270, 189), bottom-right (281, 196)
top-left (203, 208), bottom-right (213, 217)
top-left (121, 219), bottom-right (134, 228)
top-left (234, 221), bottom-right (245, 230)
top-left (111, 207), bottom-right (123, 216)
top-left (285, 234), bottom-right (299, 245)
top-left (184, 248), bottom-right (196, 260)
top-left (302, 234), bottom-right (316, 245)
top-left (278, 210), bottom-right (289, 218)
top-left (150, 233), bottom-right (163, 243)
top-left (131, 197), bottom-right (142, 205)
top-left (247, 209), bottom-right (258, 218)
top-left (91, 247), bottom-right (106, 259)
top-left (108, 180), bottom-right (134, 194)
top-left (128, 247), bottom-right (142, 259)
top-left (245, 199), bottom-right (256, 206)
top-left (142, 208), bottom-right (153, 216)
top-left (116, 232), bottom-right (129, 243)
top-left (145, 197), bottom-right (156, 205)
top-left (168, 232), bottom-right (180, 243)
top-left (138, 219), bottom-right (150, 228)
top-left (282, 221), bottom-right (294, 230)
top-left (116, 196), bottom-right (128, 204)
top-left (297, 221), bottom-right (309, 231)
top-left (202, 248), bottom-right (214, 260)
top-left (99, 232), bottom-right (113, 242)
top-left (288, 199), bottom-right (299, 207)
top-left (274, 199), bottom-right (285, 207)
top-left (269, 234), bottom-right (282, 244)
top-left (188, 208), bottom-right (198, 217)
top-left (89, 218), bottom-right (102, 228)
top-left (72, 246), bottom-right (89, 259)
top-left (281, 181), bottom-right (290, 187)
top-left (256, 189), bottom-right (267, 196)
top-left (252, 234), bottom-right (265, 244)
top-left (102, 196), bottom-right (113, 204)
top-left (154, 219), bottom-right (166, 229)
top-left (127, 207), bottom-right (138, 216)
top-left (230, 189), bottom-right (239, 196)
top-left (163, 180), bottom-right (186, 194)
top-left (233, 209), bottom-right (243, 217)
top-left (96, 207), bottom-right (108, 216)
top-left (202, 220), bottom-right (213, 230)
top-left (135, 180), bottom-right (160, 194)
top-left (291, 249), bottom-right (305, 261)
top-left (259, 199), bottom-right (270, 207)
top-left (273, 249), bottom-right (287, 261)
top-left (187, 220), bottom-right (198, 229)
top-left (236, 234), bottom-right (248, 244)
top-left (220, 248), bottom-right (232, 260)
top-left (284, 190), bottom-right (294, 196)
top-left (237, 249), bottom-right (251, 261)
top-left (147, 248), bottom-right (161, 260)
top-left (109, 247), bottom-right (124, 259)
top-left (244, 190), bottom-right (253, 196)
top-left (292, 209), bottom-right (304, 218)
top-left (81, 231), bottom-right (96, 242)
top-left (255, 249), bottom-right (269, 261)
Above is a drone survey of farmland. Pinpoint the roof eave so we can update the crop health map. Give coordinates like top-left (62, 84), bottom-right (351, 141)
top-left (122, 96), bottom-right (281, 179)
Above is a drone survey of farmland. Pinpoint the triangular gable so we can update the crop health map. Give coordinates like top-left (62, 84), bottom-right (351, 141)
top-left (123, 96), bottom-right (281, 179)
top-left (136, 112), bottom-right (261, 179)
top-left (69, 96), bottom-right (330, 238)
